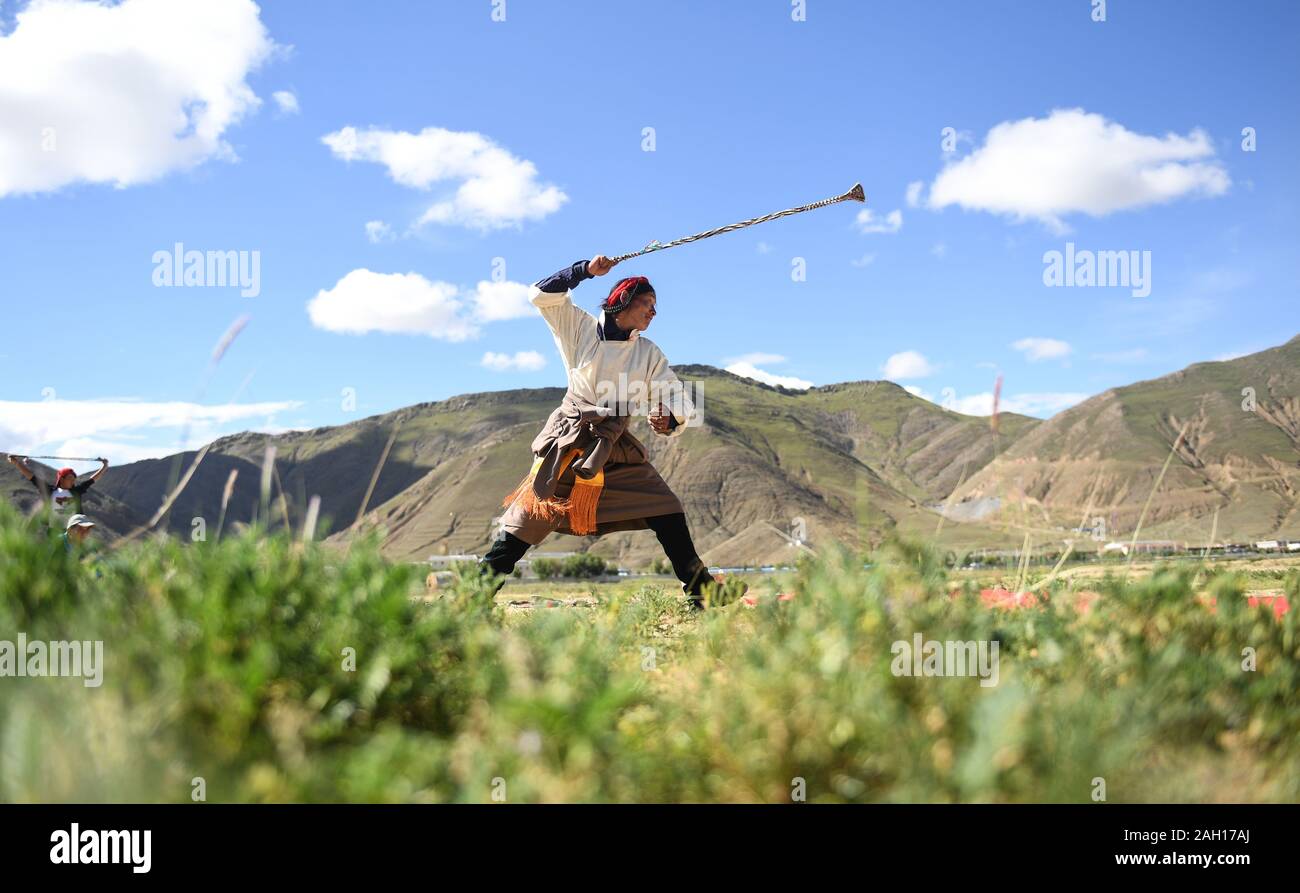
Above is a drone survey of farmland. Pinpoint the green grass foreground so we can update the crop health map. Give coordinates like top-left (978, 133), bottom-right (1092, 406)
top-left (1, 500), bottom-right (1297, 803)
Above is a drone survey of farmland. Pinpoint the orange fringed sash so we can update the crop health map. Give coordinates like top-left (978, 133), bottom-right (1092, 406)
top-left (501, 447), bottom-right (605, 535)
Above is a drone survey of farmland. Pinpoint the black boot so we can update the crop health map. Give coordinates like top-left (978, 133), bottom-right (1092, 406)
top-left (682, 559), bottom-right (714, 610)
top-left (478, 531), bottom-right (530, 596)
top-left (646, 513), bottom-right (713, 609)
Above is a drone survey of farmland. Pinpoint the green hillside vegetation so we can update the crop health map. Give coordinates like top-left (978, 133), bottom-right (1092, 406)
top-left (3, 499), bottom-right (1296, 803)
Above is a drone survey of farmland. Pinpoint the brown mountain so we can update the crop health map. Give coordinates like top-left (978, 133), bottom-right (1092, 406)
top-left (68, 365), bottom-right (1032, 567)
top-left (13, 337), bottom-right (1297, 566)
top-left (949, 335), bottom-right (1300, 545)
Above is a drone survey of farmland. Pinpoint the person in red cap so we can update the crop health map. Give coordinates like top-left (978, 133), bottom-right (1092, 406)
top-left (480, 255), bottom-right (732, 609)
top-left (6, 454), bottom-right (109, 515)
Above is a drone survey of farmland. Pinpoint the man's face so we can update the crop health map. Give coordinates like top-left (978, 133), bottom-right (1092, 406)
top-left (68, 524), bottom-right (92, 544)
top-left (58, 472), bottom-right (76, 488)
top-left (617, 292), bottom-right (657, 332)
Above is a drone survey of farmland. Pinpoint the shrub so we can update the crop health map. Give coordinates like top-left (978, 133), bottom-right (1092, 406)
top-left (560, 552), bottom-right (607, 578)
top-left (2, 498), bottom-right (1296, 803)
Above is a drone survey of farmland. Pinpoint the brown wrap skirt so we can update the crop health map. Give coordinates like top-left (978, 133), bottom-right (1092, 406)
top-left (499, 391), bottom-right (684, 546)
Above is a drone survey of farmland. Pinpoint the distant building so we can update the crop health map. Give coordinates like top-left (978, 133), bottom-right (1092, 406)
top-left (427, 554), bottom-right (479, 566)
top-left (1102, 540), bottom-right (1182, 557)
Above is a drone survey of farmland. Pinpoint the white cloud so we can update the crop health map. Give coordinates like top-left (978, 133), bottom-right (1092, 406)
top-left (481, 350), bottom-right (546, 372)
top-left (930, 242), bottom-right (947, 258)
top-left (308, 269), bottom-right (477, 341)
top-left (0, 397), bottom-right (301, 462)
top-left (322, 125), bottom-right (567, 231)
top-left (365, 220), bottom-right (394, 243)
top-left (307, 269), bottom-right (536, 340)
top-left (926, 109), bottom-right (1230, 231)
top-left (855, 208), bottom-right (902, 234)
top-left (905, 180), bottom-right (924, 208)
top-left (882, 350), bottom-right (937, 380)
top-left (469, 280), bottom-right (534, 323)
top-left (0, 0), bottom-right (277, 198)
top-left (903, 384), bottom-right (963, 412)
top-left (47, 436), bottom-right (183, 466)
top-left (850, 252), bottom-right (876, 267)
top-left (1011, 337), bottom-right (1072, 362)
top-left (725, 352), bottom-right (787, 367)
top-left (948, 393), bottom-right (997, 416)
top-left (272, 89), bottom-right (299, 115)
top-left (756, 241), bottom-right (772, 254)
top-left (903, 382), bottom-right (1090, 418)
top-left (949, 391), bottom-right (1089, 418)
top-left (725, 361), bottom-right (812, 390)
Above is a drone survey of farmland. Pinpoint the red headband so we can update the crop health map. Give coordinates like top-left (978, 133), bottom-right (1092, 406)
top-left (604, 276), bottom-right (653, 313)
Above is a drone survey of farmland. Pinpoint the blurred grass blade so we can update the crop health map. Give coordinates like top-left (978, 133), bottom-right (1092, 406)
top-left (354, 422), bottom-right (402, 530)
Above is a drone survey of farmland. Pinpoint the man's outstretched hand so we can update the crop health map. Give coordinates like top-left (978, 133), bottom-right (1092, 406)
top-left (649, 403), bottom-right (674, 435)
top-left (588, 255), bottom-right (615, 277)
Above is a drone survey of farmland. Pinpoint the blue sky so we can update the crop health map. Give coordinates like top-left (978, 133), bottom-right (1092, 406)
top-left (1, 0), bottom-right (1297, 464)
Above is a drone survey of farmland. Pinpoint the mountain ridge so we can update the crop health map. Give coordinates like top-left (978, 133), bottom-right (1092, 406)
top-left (7, 340), bottom-right (1298, 565)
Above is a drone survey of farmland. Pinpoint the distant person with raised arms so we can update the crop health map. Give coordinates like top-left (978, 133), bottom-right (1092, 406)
top-left (6, 454), bottom-right (109, 515)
